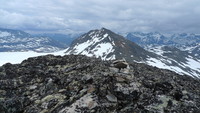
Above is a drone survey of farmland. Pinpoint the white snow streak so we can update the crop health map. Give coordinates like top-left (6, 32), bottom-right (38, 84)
top-left (93, 43), bottom-right (114, 60)
top-left (104, 33), bottom-right (108, 38)
top-left (186, 58), bottom-right (200, 70)
top-left (146, 57), bottom-right (200, 77)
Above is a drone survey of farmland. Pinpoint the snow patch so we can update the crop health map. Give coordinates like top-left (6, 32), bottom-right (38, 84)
top-left (79, 43), bottom-right (115, 60)
top-left (73, 42), bottom-right (90, 54)
top-left (147, 58), bottom-right (170, 69)
top-left (0, 49), bottom-right (67, 66)
top-left (104, 33), bottom-right (108, 38)
top-left (186, 58), bottom-right (200, 70)
top-left (0, 32), bottom-right (11, 37)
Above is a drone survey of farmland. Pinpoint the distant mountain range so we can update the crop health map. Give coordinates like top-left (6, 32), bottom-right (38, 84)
top-left (66, 28), bottom-right (200, 78)
top-left (125, 32), bottom-right (200, 58)
top-left (33, 33), bottom-right (81, 47)
top-left (0, 28), bottom-right (66, 52)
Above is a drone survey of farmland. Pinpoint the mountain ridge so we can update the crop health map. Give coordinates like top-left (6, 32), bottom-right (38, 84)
top-left (66, 28), bottom-right (157, 62)
top-left (0, 28), bottom-right (66, 52)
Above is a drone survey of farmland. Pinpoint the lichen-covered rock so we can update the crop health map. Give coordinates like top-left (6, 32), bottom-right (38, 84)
top-left (0, 54), bottom-right (200, 113)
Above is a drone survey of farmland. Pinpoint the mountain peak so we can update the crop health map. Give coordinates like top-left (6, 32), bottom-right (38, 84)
top-left (100, 27), bottom-right (106, 31)
top-left (66, 28), bottom-right (155, 61)
top-left (100, 27), bottom-right (111, 32)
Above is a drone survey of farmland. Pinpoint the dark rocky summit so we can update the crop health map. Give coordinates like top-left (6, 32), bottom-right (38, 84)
top-left (0, 55), bottom-right (200, 113)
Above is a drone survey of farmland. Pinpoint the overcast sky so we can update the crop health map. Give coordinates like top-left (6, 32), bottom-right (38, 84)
top-left (0, 0), bottom-right (200, 34)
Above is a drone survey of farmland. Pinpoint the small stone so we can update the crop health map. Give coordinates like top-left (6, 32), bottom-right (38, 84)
top-left (88, 101), bottom-right (95, 109)
top-left (109, 67), bottom-right (119, 73)
top-left (87, 85), bottom-right (96, 93)
top-left (82, 75), bottom-right (93, 84)
top-left (106, 93), bottom-right (117, 102)
top-left (29, 85), bottom-right (37, 90)
top-left (116, 76), bottom-right (126, 82)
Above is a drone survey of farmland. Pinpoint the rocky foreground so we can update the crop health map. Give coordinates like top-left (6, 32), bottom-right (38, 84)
top-left (0, 55), bottom-right (200, 113)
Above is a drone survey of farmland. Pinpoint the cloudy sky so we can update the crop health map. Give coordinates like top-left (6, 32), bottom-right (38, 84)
top-left (0, 0), bottom-right (200, 34)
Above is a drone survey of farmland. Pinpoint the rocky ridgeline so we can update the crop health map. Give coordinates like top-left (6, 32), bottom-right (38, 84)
top-left (0, 55), bottom-right (200, 113)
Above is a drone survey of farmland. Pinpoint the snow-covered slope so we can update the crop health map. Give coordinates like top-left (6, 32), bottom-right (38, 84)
top-left (144, 46), bottom-right (200, 78)
top-left (0, 28), bottom-right (66, 52)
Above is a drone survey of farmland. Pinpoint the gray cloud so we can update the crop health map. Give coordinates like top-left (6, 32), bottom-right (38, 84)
top-left (0, 0), bottom-right (200, 34)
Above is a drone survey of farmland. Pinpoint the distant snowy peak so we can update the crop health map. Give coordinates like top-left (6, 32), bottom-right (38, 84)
top-left (126, 32), bottom-right (170, 47)
top-left (0, 28), bottom-right (65, 52)
top-left (66, 28), bottom-right (154, 61)
top-left (66, 28), bottom-right (115, 60)
top-left (0, 28), bottom-right (31, 38)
